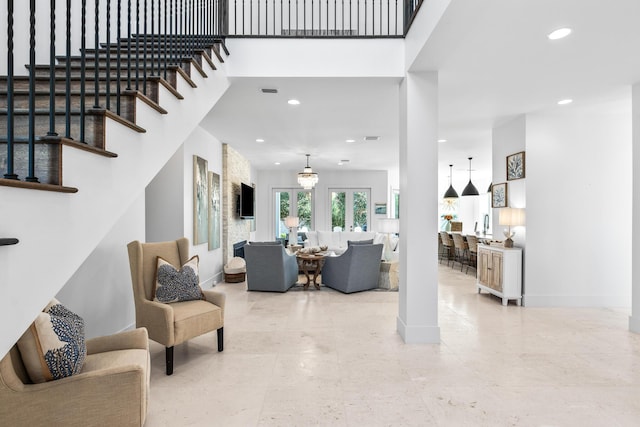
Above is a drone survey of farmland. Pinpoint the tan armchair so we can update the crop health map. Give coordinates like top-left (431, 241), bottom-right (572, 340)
top-left (127, 237), bottom-right (225, 375)
top-left (0, 328), bottom-right (150, 427)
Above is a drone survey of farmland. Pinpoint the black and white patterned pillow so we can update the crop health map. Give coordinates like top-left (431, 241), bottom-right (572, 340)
top-left (154, 255), bottom-right (204, 303)
top-left (17, 298), bottom-right (87, 383)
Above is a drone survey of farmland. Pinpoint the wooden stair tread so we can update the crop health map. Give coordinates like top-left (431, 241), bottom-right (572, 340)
top-left (1, 136), bottom-right (118, 158)
top-left (0, 108), bottom-right (146, 133)
top-left (0, 89), bottom-right (168, 115)
top-left (0, 177), bottom-right (78, 193)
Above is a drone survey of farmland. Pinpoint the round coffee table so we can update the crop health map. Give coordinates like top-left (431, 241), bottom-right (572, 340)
top-left (296, 253), bottom-right (326, 290)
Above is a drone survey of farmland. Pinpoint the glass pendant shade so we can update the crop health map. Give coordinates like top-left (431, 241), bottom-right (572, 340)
top-left (297, 154), bottom-right (319, 189)
top-left (443, 164), bottom-right (458, 199)
top-left (461, 157), bottom-right (479, 196)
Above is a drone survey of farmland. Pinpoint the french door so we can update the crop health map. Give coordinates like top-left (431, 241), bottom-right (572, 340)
top-left (274, 189), bottom-right (313, 239)
top-left (329, 188), bottom-right (371, 232)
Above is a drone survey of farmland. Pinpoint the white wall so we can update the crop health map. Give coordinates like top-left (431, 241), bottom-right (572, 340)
top-left (492, 115), bottom-right (526, 247)
top-left (146, 126), bottom-right (225, 287)
top-left (225, 38), bottom-right (405, 78)
top-left (146, 147), bottom-right (185, 242)
top-left (631, 83), bottom-right (640, 332)
top-left (525, 98), bottom-right (632, 307)
top-left (255, 169), bottom-right (388, 241)
top-left (56, 193), bottom-right (145, 338)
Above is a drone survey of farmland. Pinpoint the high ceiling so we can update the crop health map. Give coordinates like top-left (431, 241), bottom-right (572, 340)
top-left (201, 0), bottom-right (640, 183)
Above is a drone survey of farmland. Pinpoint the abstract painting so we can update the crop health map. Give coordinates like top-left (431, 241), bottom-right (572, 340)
top-left (193, 155), bottom-right (208, 245)
top-left (208, 171), bottom-right (221, 250)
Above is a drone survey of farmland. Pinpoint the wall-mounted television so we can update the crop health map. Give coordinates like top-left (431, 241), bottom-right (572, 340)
top-left (238, 182), bottom-right (255, 219)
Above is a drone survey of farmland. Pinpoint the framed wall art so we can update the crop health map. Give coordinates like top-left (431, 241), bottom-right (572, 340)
top-left (193, 155), bottom-right (208, 245)
top-left (491, 182), bottom-right (508, 208)
top-left (506, 151), bottom-right (525, 180)
top-left (374, 202), bottom-right (387, 215)
top-left (208, 171), bottom-right (221, 250)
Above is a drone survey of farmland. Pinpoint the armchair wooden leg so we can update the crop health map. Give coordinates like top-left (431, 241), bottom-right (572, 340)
top-left (166, 346), bottom-right (174, 376)
top-left (217, 327), bottom-right (224, 352)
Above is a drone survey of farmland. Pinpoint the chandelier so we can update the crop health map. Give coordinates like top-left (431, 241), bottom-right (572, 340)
top-left (297, 154), bottom-right (319, 189)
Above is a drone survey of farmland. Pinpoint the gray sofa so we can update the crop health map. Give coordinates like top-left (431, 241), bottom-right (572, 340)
top-left (244, 242), bottom-right (298, 292)
top-left (321, 243), bottom-right (383, 293)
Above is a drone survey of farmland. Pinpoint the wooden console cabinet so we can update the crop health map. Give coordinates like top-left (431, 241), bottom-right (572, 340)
top-left (477, 244), bottom-right (522, 306)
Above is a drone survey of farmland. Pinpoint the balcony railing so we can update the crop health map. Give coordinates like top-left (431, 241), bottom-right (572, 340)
top-left (223, 0), bottom-right (420, 37)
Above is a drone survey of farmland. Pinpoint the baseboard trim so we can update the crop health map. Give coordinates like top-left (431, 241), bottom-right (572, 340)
top-left (396, 316), bottom-right (440, 344)
top-left (524, 294), bottom-right (630, 307)
top-left (201, 272), bottom-right (223, 289)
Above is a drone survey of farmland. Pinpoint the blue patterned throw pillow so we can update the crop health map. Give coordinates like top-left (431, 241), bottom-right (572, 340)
top-left (154, 255), bottom-right (204, 303)
top-left (17, 298), bottom-right (86, 383)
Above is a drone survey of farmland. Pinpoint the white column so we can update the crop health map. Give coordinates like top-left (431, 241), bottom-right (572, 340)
top-left (631, 83), bottom-right (640, 333)
top-left (397, 71), bottom-right (440, 343)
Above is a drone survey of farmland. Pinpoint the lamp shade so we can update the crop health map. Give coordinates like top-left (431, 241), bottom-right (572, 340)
top-left (284, 216), bottom-right (299, 228)
top-left (378, 218), bottom-right (399, 234)
top-left (461, 181), bottom-right (479, 196)
top-left (443, 164), bottom-right (459, 199)
top-left (498, 208), bottom-right (525, 226)
top-left (461, 157), bottom-right (479, 196)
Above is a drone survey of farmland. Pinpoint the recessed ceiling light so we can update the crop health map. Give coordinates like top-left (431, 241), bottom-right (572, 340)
top-left (438, 139), bottom-right (447, 143)
top-left (548, 28), bottom-right (572, 40)
top-left (346, 139), bottom-right (355, 143)
top-left (287, 99), bottom-right (300, 105)
top-left (558, 99), bottom-right (573, 105)
top-left (274, 162), bottom-right (281, 165)
top-left (364, 136), bottom-right (379, 141)
top-left (256, 138), bottom-right (265, 143)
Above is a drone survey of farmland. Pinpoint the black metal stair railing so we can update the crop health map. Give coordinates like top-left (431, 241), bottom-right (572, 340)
top-left (2, 0), bottom-right (225, 186)
top-left (225, 0), bottom-right (419, 37)
top-left (2, 0), bottom-right (423, 187)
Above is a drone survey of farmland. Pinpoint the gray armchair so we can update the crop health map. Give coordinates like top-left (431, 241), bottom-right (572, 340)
top-left (244, 242), bottom-right (299, 292)
top-left (322, 243), bottom-right (383, 293)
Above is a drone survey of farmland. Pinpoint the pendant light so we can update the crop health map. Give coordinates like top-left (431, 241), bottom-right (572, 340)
top-left (443, 164), bottom-right (459, 199)
top-left (297, 154), bottom-right (319, 189)
top-left (461, 157), bottom-right (479, 196)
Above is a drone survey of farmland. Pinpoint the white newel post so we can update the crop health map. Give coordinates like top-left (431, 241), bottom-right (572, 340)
top-left (631, 83), bottom-right (640, 333)
top-left (397, 71), bottom-right (440, 343)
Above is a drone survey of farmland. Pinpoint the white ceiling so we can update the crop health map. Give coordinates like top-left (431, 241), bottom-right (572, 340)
top-left (201, 0), bottom-right (640, 182)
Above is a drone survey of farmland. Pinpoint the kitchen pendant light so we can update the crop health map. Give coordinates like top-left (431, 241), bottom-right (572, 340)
top-left (443, 164), bottom-right (459, 199)
top-left (297, 154), bottom-right (319, 189)
top-left (461, 157), bottom-right (479, 196)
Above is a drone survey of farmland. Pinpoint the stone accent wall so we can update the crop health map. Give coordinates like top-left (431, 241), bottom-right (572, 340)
top-left (222, 144), bottom-right (251, 264)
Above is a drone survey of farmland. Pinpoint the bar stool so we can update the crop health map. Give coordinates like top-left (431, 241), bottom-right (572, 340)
top-left (452, 233), bottom-right (468, 271)
top-left (439, 231), bottom-right (455, 266)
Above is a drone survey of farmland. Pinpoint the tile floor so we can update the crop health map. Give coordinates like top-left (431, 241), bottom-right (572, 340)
top-left (145, 265), bottom-right (640, 426)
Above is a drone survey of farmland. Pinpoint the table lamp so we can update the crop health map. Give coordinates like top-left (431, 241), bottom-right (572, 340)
top-left (378, 218), bottom-right (399, 261)
top-left (498, 208), bottom-right (525, 248)
top-left (284, 216), bottom-right (299, 247)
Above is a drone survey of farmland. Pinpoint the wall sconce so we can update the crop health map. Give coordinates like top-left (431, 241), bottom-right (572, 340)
top-left (498, 208), bottom-right (525, 248)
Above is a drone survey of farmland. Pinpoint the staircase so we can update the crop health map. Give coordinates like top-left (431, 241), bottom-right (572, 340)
top-left (0, 2), bottom-right (231, 356)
